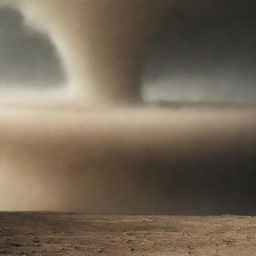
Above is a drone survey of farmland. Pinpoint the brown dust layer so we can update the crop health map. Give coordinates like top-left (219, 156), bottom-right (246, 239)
top-left (0, 107), bottom-right (256, 214)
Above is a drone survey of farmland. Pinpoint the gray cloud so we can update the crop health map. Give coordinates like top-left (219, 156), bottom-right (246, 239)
top-left (143, 13), bottom-right (256, 103)
top-left (0, 7), bottom-right (65, 89)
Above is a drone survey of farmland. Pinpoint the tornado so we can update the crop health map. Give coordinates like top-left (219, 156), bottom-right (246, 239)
top-left (3, 0), bottom-right (249, 105)
top-left (2, 0), bottom-right (255, 105)
top-left (0, 0), bottom-right (172, 104)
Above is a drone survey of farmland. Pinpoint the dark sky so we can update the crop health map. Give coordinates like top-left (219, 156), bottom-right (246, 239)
top-left (143, 1), bottom-right (256, 103)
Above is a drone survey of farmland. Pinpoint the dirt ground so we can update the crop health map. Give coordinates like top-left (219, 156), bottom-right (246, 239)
top-left (1, 213), bottom-right (256, 256)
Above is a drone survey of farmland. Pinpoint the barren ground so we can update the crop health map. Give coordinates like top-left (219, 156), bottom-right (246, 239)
top-left (0, 213), bottom-right (256, 255)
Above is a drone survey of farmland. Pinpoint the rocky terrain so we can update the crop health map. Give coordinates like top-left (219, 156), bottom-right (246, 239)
top-left (1, 213), bottom-right (256, 255)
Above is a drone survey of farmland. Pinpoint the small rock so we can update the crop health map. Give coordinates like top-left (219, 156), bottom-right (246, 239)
top-left (126, 232), bottom-right (135, 236)
top-left (97, 248), bottom-right (106, 253)
top-left (10, 243), bottom-right (22, 247)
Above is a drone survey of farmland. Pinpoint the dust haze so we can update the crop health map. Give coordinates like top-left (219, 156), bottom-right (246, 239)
top-left (0, 107), bottom-right (255, 214)
top-left (0, 0), bottom-right (256, 214)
